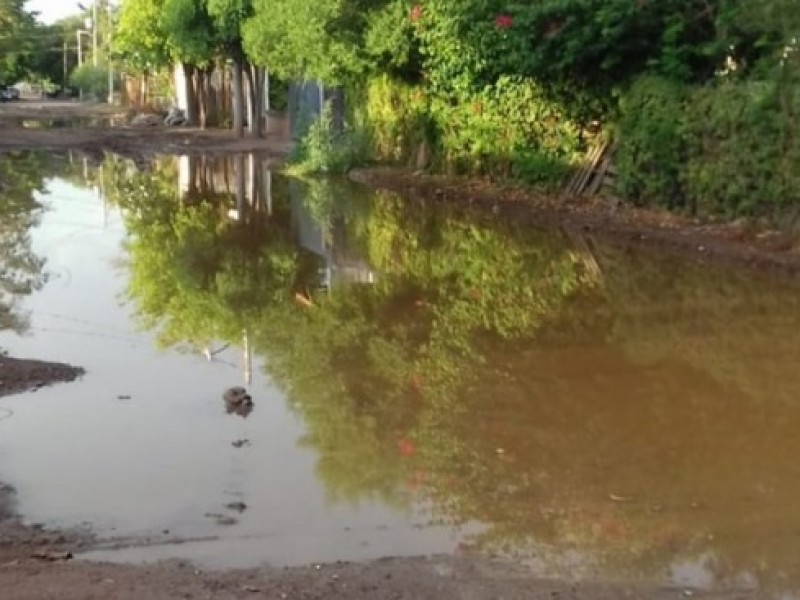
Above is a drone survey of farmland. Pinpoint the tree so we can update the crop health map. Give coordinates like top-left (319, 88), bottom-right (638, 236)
top-left (0, 0), bottom-right (36, 86)
top-left (161, 0), bottom-right (217, 126)
top-left (243, 0), bottom-right (378, 85)
top-left (114, 0), bottom-right (170, 74)
top-left (206, 0), bottom-right (254, 137)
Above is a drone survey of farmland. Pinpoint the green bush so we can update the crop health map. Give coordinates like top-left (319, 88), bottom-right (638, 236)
top-left (69, 64), bottom-right (112, 100)
top-left (615, 75), bottom-right (688, 209)
top-left (683, 78), bottom-right (800, 218)
top-left (289, 102), bottom-right (373, 175)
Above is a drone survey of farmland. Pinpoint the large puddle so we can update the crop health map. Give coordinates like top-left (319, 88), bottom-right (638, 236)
top-left (2, 151), bottom-right (800, 596)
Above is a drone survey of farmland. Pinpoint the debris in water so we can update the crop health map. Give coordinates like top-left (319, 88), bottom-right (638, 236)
top-left (31, 550), bottom-right (73, 562)
top-left (608, 493), bottom-right (631, 502)
top-left (232, 439), bottom-right (251, 448)
top-left (223, 387), bottom-right (254, 418)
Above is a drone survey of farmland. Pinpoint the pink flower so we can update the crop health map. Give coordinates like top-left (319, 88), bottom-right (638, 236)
top-left (495, 14), bottom-right (513, 29)
top-left (410, 5), bottom-right (423, 22)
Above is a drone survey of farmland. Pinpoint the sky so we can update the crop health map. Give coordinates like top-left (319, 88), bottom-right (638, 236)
top-left (26, 0), bottom-right (85, 25)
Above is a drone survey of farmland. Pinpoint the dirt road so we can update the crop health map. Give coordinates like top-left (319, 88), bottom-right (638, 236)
top-left (0, 100), bottom-right (293, 159)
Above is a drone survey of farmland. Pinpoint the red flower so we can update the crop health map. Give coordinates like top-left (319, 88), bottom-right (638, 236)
top-left (397, 438), bottom-right (416, 457)
top-left (495, 14), bottom-right (513, 29)
top-left (410, 5), bottom-right (423, 22)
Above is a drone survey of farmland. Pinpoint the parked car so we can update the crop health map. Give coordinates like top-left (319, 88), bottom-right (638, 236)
top-left (0, 87), bottom-right (19, 101)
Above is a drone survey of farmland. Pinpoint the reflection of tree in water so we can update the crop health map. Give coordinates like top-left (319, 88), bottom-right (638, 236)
top-left (109, 155), bottom-right (800, 595)
top-left (0, 152), bottom-right (57, 333)
top-left (102, 154), bottom-right (317, 355)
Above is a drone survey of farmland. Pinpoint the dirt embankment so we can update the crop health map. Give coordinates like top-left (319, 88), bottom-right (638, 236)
top-left (350, 167), bottom-right (800, 281)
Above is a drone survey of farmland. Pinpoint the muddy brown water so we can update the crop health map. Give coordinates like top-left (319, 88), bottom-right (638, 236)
top-left (1, 151), bottom-right (800, 597)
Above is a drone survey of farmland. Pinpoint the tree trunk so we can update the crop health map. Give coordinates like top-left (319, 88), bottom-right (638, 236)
top-left (245, 68), bottom-right (253, 133)
top-left (245, 64), bottom-right (265, 138)
top-left (183, 63), bottom-right (197, 126)
top-left (197, 68), bottom-right (212, 129)
top-left (203, 69), bottom-right (215, 127)
top-left (232, 55), bottom-right (245, 138)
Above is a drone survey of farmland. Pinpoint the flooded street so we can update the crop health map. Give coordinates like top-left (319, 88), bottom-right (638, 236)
top-left (2, 151), bottom-right (800, 597)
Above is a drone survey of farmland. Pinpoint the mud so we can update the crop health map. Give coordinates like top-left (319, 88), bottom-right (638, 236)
top-left (0, 481), bottom-right (715, 598)
top-left (0, 356), bottom-right (84, 399)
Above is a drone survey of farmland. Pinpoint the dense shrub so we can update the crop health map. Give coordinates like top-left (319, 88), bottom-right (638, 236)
top-left (363, 74), bottom-right (580, 187)
top-left (431, 77), bottom-right (580, 186)
top-left (615, 76), bottom-right (688, 209)
top-left (683, 78), bottom-right (800, 218)
top-left (363, 75), bottom-right (435, 164)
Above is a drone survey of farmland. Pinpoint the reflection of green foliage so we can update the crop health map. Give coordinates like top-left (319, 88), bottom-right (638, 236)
top-left (245, 179), bottom-right (597, 509)
top-left (111, 157), bottom-right (800, 592)
top-left (102, 155), bottom-right (300, 350)
top-left (0, 152), bottom-right (62, 332)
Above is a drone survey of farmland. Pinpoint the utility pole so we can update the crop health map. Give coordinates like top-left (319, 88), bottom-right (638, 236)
top-left (107, 28), bottom-right (114, 104)
top-left (92, 0), bottom-right (98, 67)
top-left (76, 30), bottom-right (84, 100)
top-left (62, 40), bottom-right (68, 92)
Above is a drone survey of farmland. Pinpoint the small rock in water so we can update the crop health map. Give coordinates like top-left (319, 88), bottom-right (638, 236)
top-left (205, 512), bottom-right (238, 526)
top-left (225, 502), bottom-right (248, 513)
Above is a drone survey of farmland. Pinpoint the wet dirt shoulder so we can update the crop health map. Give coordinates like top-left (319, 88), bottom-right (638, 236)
top-left (0, 553), bottom-right (749, 600)
top-left (351, 166), bottom-right (800, 281)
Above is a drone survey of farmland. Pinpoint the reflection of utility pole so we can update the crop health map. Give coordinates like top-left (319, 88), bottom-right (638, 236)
top-left (99, 170), bottom-right (107, 228)
top-left (242, 329), bottom-right (252, 386)
top-left (248, 154), bottom-right (256, 212)
top-left (266, 170), bottom-right (272, 216)
top-left (233, 154), bottom-right (245, 222)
